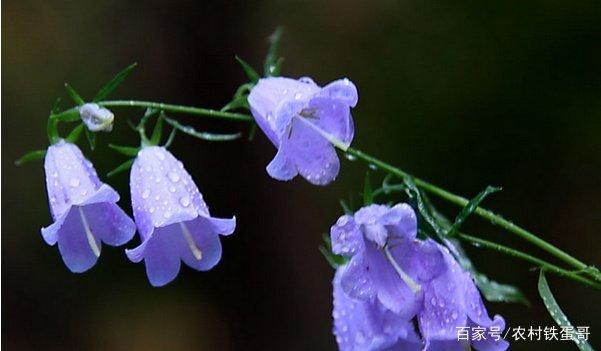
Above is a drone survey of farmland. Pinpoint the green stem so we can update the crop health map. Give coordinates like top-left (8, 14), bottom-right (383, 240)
top-left (457, 233), bottom-right (601, 290)
top-left (54, 99), bottom-right (597, 283)
top-left (343, 147), bottom-right (592, 274)
top-left (99, 100), bottom-right (252, 122)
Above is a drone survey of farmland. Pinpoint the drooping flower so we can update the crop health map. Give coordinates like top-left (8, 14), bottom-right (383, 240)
top-left (330, 203), bottom-right (509, 351)
top-left (248, 77), bottom-right (357, 185)
top-left (79, 103), bottom-right (115, 132)
top-left (126, 146), bottom-right (236, 287)
top-left (42, 141), bottom-right (136, 272)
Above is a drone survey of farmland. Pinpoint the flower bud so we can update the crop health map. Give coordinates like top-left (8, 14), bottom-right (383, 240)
top-left (79, 103), bottom-right (114, 132)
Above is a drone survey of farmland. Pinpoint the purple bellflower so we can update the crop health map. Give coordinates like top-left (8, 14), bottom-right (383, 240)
top-left (42, 141), bottom-right (136, 272)
top-left (330, 204), bottom-right (509, 351)
top-left (126, 146), bottom-right (236, 287)
top-left (248, 77), bottom-right (357, 185)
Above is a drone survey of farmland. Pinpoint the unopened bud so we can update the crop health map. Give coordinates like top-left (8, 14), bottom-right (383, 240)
top-left (79, 103), bottom-right (114, 132)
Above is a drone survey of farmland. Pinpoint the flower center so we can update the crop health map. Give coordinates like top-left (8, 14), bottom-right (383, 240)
top-left (78, 207), bottom-right (100, 257)
top-left (383, 245), bottom-right (422, 294)
top-left (180, 222), bottom-right (202, 260)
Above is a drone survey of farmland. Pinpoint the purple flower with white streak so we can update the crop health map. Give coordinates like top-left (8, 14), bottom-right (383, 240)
top-left (330, 203), bottom-right (509, 351)
top-left (248, 77), bottom-right (357, 185)
top-left (42, 141), bottom-right (136, 272)
top-left (126, 146), bottom-right (236, 287)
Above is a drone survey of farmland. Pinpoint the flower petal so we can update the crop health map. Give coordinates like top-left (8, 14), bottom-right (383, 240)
top-left (178, 217), bottom-right (223, 271)
top-left (316, 78), bottom-right (358, 107)
top-left (206, 215), bottom-right (236, 236)
top-left (81, 202), bottom-right (136, 246)
top-left (56, 208), bottom-right (101, 273)
top-left (266, 146), bottom-right (298, 181)
top-left (140, 226), bottom-right (182, 287)
top-left (330, 215), bottom-right (363, 256)
top-left (339, 255), bottom-right (376, 301)
top-left (305, 97), bottom-right (354, 148)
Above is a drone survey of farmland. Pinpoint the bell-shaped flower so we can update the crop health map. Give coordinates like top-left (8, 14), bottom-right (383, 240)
top-left (42, 141), bottom-right (136, 272)
top-left (330, 203), bottom-right (509, 350)
top-left (248, 77), bottom-right (357, 185)
top-left (79, 103), bottom-right (115, 132)
top-left (126, 146), bottom-right (236, 287)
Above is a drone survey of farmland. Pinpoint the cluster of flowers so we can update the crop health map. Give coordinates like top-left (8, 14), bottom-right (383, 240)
top-left (41, 74), bottom-right (508, 349)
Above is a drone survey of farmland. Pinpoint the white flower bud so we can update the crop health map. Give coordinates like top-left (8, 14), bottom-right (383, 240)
top-left (79, 103), bottom-right (114, 132)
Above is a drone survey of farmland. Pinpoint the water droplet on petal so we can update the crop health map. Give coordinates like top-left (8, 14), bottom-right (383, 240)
top-left (179, 196), bottom-right (190, 207)
top-left (142, 189), bottom-right (150, 199)
top-left (69, 178), bottom-right (80, 187)
top-left (168, 172), bottom-right (180, 182)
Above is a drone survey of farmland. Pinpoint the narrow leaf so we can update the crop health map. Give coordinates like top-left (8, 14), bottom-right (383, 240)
top-left (363, 171), bottom-right (373, 205)
top-left (403, 178), bottom-right (446, 240)
top-left (51, 108), bottom-right (80, 122)
top-left (65, 124), bottom-right (85, 143)
top-left (264, 27), bottom-right (284, 77)
top-left (51, 98), bottom-right (62, 114)
top-left (235, 56), bottom-right (260, 83)
top-left (109, 144), bottom-right (140, 157)
top-left (319, 234), bottom-right (349, 269)
top-left (164, 128), bottom-right (177, 148)
top-left (107, 159), bottom-right (134, 178)
top-left (64, 83), bottom-right (85, 105)
top-left (164, 117), bottom-right (242, 141)
top-left (447, 186), bottom-right (502, 236)
top-left (247, 123), bottom-right (258, 141)
top-left (15, 149), bottom-right (46, 166)
top-left (221, 95), bottom-right (250, 112)
top-left (339, 199), bottom-right (352, 215)
top-left (538, 271), bottom-right (593, 351)
top-left (150, 113), bottom-right (164, 145)
top-left (93, 62), bottom-right (138, 102)
top-left (85, 128), bottom-right (96, 150)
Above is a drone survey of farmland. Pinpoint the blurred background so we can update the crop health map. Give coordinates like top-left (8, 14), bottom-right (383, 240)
top-left (3, 0), bottom-right (601, 350)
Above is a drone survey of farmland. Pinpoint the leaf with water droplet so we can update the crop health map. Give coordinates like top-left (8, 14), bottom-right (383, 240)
top-left (15, 149), bottom-right (46, 166)
top-left (538, 271), bottom-right (593, 351)
top-left (447, 186), bottom-right (501, 237)
top-left (107, 158), bottom-right (134, 177)
top-left (263, 26), bottom-right (284, 77)
top-left (93, 62), bottom-right (137, 102)
top-left (64, 83), bottom-right (85, 105)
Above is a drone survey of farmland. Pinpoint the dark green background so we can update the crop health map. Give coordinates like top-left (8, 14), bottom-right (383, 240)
top-left (3, 1), bottom-right (600, 350)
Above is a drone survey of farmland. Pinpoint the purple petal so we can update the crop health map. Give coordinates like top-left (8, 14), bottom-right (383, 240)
top-left (469, 317), bottom-right (509, 351)
top-left (81, 202), bottom-right (136, 246)
top-left (206, 215), bottom-right (236, 236)
top-left (56, 208), bottom-right (101, 273)
top-left (366, 244), bottom-right (422, 319)
top-left (330, 215), bottom-right (364, 256)
top-left (306, 96), bottom-right (354, 147)
top-left (333, 268), bottom-right (421, 351)
top-left (382, 203), bottom-right (418, 240)
top-left (139, 225), bottom-right (182, 287)
top-left (266, 146), bottom-right (298, 181)
top-left (316, 78), bottom-right (358, 107)
top-left (248, 77), bottom-right (320, 145)
top-left (178, 217), bottom-right (223, 271)
top-left (338, 255), bottom-right (376, 301)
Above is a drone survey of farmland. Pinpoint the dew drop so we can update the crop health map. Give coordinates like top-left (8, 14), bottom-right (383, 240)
top-left (179, 196), bottom-right (191, 207)
top-left (69, 178), bottom-right (80, 187)
top-left (142, 189), bottom-right (151, 199)
top-left (168, 172), bottom-right (180, 182)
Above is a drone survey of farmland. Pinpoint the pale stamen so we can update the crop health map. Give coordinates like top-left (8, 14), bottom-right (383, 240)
top-left (78, 207), bottom-right (100, 257)
top-left (180, 222), bottom-right (202, 260)
top-left (384, 245), bottom-right (421, 294)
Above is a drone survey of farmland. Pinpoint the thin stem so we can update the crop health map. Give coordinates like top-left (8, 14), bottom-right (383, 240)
top-left (457, 232), bottom-right (601, 290)
top-left (343, 147), bottom-right (592, 275)
top-left (99, 100), bottom-right (253, 122)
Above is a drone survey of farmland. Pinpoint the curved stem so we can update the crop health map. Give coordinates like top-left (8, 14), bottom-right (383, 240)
top-left (55, 99), bottom-right (597, 283)
top-left (99, 100), bottom-right (253, 122)
top-left (343, 147), bottom-right (593, 275)
top-left (457, 232), bottom-right (601, 290)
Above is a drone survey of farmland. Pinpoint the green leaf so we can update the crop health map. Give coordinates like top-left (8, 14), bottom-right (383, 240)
top-left (15, 149), bottom-right (46, 166)
top-left (339, 199), bottom-right (352, 215)
top-left (264, 27), bottom-right (284, 77)
top-left (235, 56), bottom-right (260, 83)
top-left (150, 113), bottom-right (164, 145)
top-left (363, 171), bottom-right (373, 205)
top-left (221, 95), bottom-right (250, 112)
top-left (319, 234), bottom-right (349, 269)
top-left (93, 62), bottom-right (138, 102)
top-left (247, 123), bottom-right (258, 141)
top-left (538, 271), bottom-right (594, 351)
top-left (50, 108), bottom-right (80, 122)
top-left (447, 186), bottom-right (501, 236)
top-left (64, 83), bottom-right (85, 105)
top-left (403, 178), bottom-right (447, 240)
top-left (164, 128), bottom-right (177, 148)
top-left (85, 128), bottom-right (96, 150)
top-left (65, 124), bottom-right (85, 143)
top-left (109, 144), bottom-right (140, 157)
top-left (164, 117), bottom-right (242, 141)
top-left (51, 98), bottom-right (62, 114)
top-left (107, 159), bottom-right (134, 178)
